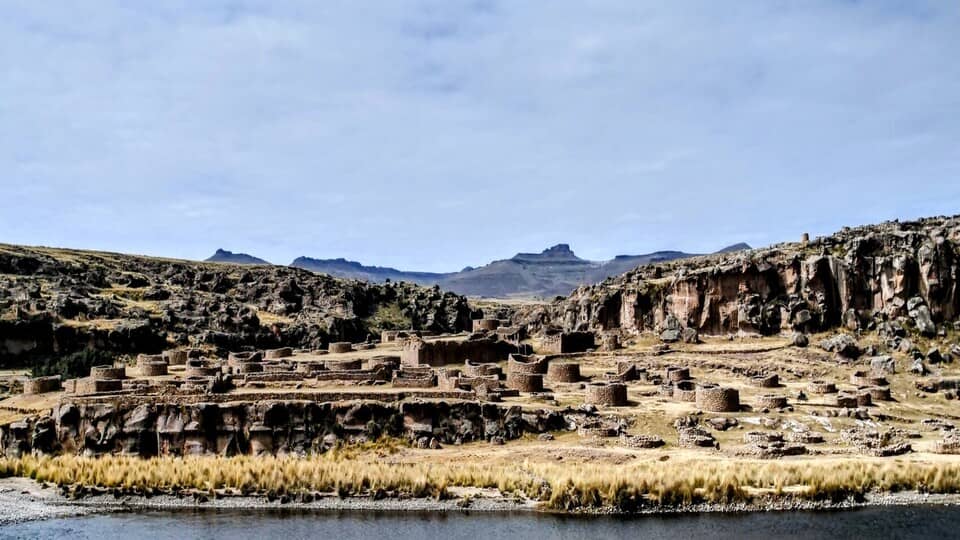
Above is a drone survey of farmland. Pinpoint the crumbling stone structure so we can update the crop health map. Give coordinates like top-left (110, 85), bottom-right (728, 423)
top-left (139, 361), bottom-right (168, 377)
top-left (508, 354), bottom-right (548, 375)
top-left (463, 359), bottom-right (501, 377)
top-left (665, 366), bottom-right (690, 382)
top-left (325, 359), bottom-right (362, 371)
top-left (472, 319), bottom-right (501, 332)
top-left (228, 351), bottom-right (262, 366)
top-left (162, 349), bottom-right (188, 365)
top-left (808, 380), bottom-right (838, 394)
top-left (90, 365), bottom-right (126, 380)
top-left (695, 384), bottom-right (740, 412)
top-left (400, 336), bottom-right (510, 367)
top-left (851, 370), bottom-right (887, 387)
top-left (540, 331), bottom-right (595, 354)
top-left (673, 380), bottom-right (696, 402)
top-left (22, 375), bottom-right (61, 395)
top-left (751, 374), bottom-right (779, 388)
top-left (392, 368), bottom-right (436, 388)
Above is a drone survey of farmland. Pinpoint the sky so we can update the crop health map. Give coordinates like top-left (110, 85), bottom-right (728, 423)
top-left (2, 1), bottom-right (959, 272)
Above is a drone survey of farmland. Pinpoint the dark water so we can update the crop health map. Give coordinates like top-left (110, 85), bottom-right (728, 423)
top-left (2, 506), bottom-right (958, 540)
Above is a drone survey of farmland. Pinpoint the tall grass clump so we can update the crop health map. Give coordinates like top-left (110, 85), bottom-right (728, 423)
top-left (2, 454), bottom-right (960, 511)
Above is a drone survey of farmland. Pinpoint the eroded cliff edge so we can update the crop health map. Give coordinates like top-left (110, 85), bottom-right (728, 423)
top-left (516, 215), bottom-right (960, 338)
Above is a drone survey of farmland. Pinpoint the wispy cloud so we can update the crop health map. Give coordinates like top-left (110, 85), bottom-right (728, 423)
top-left (1, 1), bottom-right (958, 271)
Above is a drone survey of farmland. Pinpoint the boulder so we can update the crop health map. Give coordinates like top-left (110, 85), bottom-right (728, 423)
top-left (818, 334), bottom-right (861, 359)
top-left (869, 355), bottom-right (896, 375)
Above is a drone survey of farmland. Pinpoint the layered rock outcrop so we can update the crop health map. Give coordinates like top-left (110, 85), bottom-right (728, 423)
top-left (0, 245), bottom-right (473, 367)
top-left (0, 400), bottom-right (569, 458)
top-left (516, 215), bottom-right (960, 337)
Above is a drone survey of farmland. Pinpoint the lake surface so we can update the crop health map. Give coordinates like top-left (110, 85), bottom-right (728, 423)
top-left (2, 505), bottom-right (958, 540)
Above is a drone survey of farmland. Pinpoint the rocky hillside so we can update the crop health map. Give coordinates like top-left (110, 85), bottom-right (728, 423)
top-left (205, 249), bottom-right (270, 265)
top-left (291, 243), bottom-right (750, 298)
top-left (0, 244), bottom-right (471, 368)
top-left (515, 215), bottom-right (960, 339)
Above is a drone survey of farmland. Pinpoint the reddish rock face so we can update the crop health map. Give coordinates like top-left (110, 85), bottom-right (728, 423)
top-left (516, 215), bottom-right (960, 337)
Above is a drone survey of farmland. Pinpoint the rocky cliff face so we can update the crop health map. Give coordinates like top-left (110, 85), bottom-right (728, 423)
top-left (0, 400), bottom-right (569, 457)
top-left (0, 244), bottom-right (472, 367)
top-left (515, 215), bottom-right (960, 338)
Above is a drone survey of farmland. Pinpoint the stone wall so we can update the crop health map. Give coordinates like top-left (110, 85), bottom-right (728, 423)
top-left (400, 336), bottom-right (512, 367)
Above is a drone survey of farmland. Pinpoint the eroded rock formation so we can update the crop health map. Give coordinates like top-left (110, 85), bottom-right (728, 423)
top-left (516, 215), bottom-right (960, 338)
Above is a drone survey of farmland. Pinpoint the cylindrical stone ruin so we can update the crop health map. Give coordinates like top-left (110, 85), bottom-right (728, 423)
top-left (473, 319), bottom-right (501, 332)
top-left (325, 359), bottom-right (362, 371)
top-left (545, 362), bottom-right (580, 383)
top-left (228, 351), bottom-right (263, 366)
top-left (506, 372), bottom-right (543, 393)
top-left (237, 362), bottom-right (265, 374)
top-left (585, 382), bottom-right (628, 406)
top-left (834, 393), bottom-right (858, 408)
top-left (265, 347), bottom-right (294, 359)
top-left (136, 353), bottom-right (164, 367)
top-left (464, 359), bottom-right (501, 377)
top-left (673, 380), bottom-right (696, 402)
top-left (756, 394), bottom-right (789, 410)
top-left (508, 354), bottom-right (546, 375)
top-left (328, 342), bottom-right (353, 354)
top-left (665, 366), bottom-right (690, 382)
top-left (695, 384), bottom-right (740, 412)
top-left (90, 365), bottom-right (126, 380)
top-left (850, 370), bottom-right (887, 387)
top-left (866, 386), bottom-right (891, 401)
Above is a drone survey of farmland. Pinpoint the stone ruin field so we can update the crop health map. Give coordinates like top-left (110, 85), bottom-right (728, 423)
top-left (2, 214), bottom-right (960, 510)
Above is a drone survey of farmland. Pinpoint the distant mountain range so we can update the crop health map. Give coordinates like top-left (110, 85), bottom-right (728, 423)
top-left (205, 249), bottom-right (271, 265)
top-left (205, 242), bottom-right (751, 298)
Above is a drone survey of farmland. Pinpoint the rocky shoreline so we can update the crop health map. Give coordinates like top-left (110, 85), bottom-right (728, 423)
top-left (3, 476), bottom-right (960, 526)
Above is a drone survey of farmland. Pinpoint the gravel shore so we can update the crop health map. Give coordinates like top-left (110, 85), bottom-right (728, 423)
top-left (3, 477), bottom-right (960, 526)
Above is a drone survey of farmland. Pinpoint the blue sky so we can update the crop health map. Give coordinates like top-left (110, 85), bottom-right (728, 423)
top-left (2, 1), bottom-right (959, 272)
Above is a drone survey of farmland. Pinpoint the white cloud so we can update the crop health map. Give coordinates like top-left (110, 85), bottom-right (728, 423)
top-left (1, 1), bottom-right (958, 270)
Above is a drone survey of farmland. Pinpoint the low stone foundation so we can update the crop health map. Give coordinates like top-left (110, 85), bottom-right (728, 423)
top-left (265, 347), bottom-right (294, 359)
top-left (75, 377), bottom-right (123, 396)
top-left (808, 380), bottom-right (837, 394)
top-left (90, 365), bottom-right (126, 380)
top-left (328, 342), bottom-right (353, 354)
top-left (325, 359), bottom-right (363, 371)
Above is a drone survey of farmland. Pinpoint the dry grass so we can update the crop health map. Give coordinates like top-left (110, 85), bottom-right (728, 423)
top-left (2, 452), bottom-right (959, 510)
